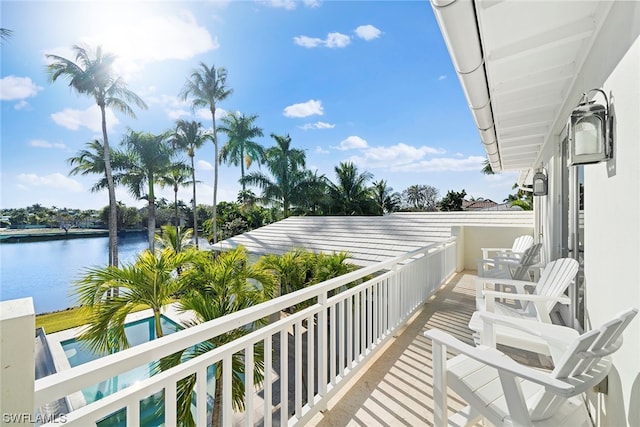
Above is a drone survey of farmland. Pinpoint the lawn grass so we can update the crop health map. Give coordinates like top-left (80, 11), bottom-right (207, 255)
top-left (36, 304), bottom-right (153, 334)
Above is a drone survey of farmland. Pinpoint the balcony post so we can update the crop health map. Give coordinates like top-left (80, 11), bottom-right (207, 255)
top-left (0, 298), bottom-right (35, 426)
top-left (451, 226), bottom-right (465, 272)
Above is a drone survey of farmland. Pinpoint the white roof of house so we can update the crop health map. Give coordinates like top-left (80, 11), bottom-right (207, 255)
top-left (212, 211), bottom-right (533, 267)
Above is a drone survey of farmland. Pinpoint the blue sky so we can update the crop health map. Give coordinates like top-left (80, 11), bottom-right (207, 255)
top-left (0, 0), bottom-right (517, 211)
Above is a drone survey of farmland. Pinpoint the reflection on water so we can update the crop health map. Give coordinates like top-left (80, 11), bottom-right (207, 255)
top-left (0, 232), bottom-right (148, 314)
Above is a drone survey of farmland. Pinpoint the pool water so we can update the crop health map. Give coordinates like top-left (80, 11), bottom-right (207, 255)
top-left (62, 315), bottom-right (216, 426)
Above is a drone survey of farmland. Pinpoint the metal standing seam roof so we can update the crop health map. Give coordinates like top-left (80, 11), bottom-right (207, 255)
top-left (211, 211), bottom-right (534, 267)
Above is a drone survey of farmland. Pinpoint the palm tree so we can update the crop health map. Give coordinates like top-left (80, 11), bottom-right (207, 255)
top-left (242, 134), bottom-right (306, 218)
top-left (293, 170), bottom-right (329, 215)
top-left (155, 224), bottom-right (193, 255)
top-left (165, 248), bottom-right (275, 427)
top-left (172, 120), bottom-right (209, 248)
top-left (218, 112), bottom-right (265, 197)
top-left (67, 139), bottom-right (122, 192)
top-left (328, 162), bottom-right (374, 215)
top-left (158, 162), bottom-right (192, 235)
top-left (371, 180), bottom-right (400, 215)
top-left (118, 130), bottom-right (173, 252)
top-left (180, 63), bottom-right (233, 245)
top-left (75, 248), bottom-right (195, 354)
top-left (481, 157), bottom-right (495, 175)
top-left (47, 45), bottom-right (147, 267)
top-left (1, 28), bottom-right (13, 44)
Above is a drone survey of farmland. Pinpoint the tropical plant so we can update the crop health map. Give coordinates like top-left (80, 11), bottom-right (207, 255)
top-left (327, 162), bottom-right (375, 215)
top-left (371, 180), bottom-right (401, 215)
top-left (173, 120), bottom-right (209, 248)
top-left (160, 247), bottom-right (275, 427)
top-left (180, 63), bottom-right (233, 245)
top-left (439, 189), bottom-right (467, 211)
top-left (74, 248), bottom-right (195, 354)
top-left (402, 184), bottom-right (439, 211)
top-left (1, 28), bottom-right (13, 43)
top-left (118, 130), bottom-right (173, 251)
top-left (481, 157), bottom-right (495, 175)
top-left (292, 170), bottom-right (329, 215)
top-left (242, 134), bottom-right (306, 218)
top-left (158, 162), bottom-right (192, 234)
top-left (257, 248), bottom-right (312, 298)
top-left (218, 112), bottom-right (265, 197)
top-left (47, 45), bottom-right (147, 267)
top-left (155, 225), bottom-right (194, 255)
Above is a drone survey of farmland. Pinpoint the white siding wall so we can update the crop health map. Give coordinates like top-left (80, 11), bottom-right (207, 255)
top-left (583, 34), bottom-right (640, 427)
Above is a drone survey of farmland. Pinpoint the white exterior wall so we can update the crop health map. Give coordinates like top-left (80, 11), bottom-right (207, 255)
top-left (583, 35), bottom-right (640, 427)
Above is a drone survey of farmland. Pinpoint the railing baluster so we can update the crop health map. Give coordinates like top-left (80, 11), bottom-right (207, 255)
top-left (264, 335), bottom-right (273, 427)
top-left (126, 401), bottom-right (139, 427)
top-left (295, 321), bottom-right (302, 418)
top-left (280, 328), bottom-right (288, 427)
top-left (245, 344), bottom-right (254, 427)
top-left (347, 295), bottom-right (353, 369)
top-left (196, 367), bottom-right (207, 427)
top-left (307, 313), bottom-right (315, 408)
top-left (223, 354), bottom-right (232, 427)
top-left (354, 291), bottom-right (361, 362)
top-left (338, 300), bottom-right (345, 377)
top-left (330, 303), bottom-right (336, 385)
top-left (165, 381), bottom-right (177, 427)
top-left (317, 292), bottom-right (328, 409)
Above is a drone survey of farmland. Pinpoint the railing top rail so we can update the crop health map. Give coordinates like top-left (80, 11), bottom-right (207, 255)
top-left (35, 238), bottom-right (455, 406)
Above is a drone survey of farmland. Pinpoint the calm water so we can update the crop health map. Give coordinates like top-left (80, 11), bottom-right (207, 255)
top-left (0, 232), bottom-right (148, 314)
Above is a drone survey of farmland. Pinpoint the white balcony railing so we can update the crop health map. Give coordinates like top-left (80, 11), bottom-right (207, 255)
top-left (31, 238), bottom-right (456, 426)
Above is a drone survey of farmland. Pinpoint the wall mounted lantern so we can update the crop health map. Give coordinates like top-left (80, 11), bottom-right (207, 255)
top-left (568, 88), bottom-right (614, 165)
top-left (532, 168), bottom-right (548, 196)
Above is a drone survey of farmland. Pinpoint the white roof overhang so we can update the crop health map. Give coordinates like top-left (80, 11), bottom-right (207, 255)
top-left (430, 0), bottom-right (619, 180)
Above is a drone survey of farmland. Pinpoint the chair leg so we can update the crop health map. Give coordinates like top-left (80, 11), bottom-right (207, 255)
top-left (432, 341), bottom-right (449, 426)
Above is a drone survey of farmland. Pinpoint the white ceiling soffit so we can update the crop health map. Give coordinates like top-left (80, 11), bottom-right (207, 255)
top-left (430, 0), bottom-right (613, 173)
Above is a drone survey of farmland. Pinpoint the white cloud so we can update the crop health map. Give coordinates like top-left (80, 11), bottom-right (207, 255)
top-left (283, 99), bottom-right (324, 118)
top-left (348, 143), bottom-right (448, 168)
top-left (294, 32), bottom-right (350, 48)
top-left (325, 32), bottom-right (351, 48)
top-left (438, 75), bottom-right (447, 81)
top-left (14, 100), bottom-right (30, 110)
top-left (197, 160), bottom-right (214, 171)
top-left (16, 173), bottom-right (84, 192)
top-left (29, 139), bottom-right (67, 150)
top-left (50, 105), bottom-right (119, 132)
top-left (315, 146), bottom-right (329, 154)
top-left (337, 136), bottom-right (369, 150)
top-left (394, 155), bottom-right (486, 172)
top-left (0, 76), bottom-right (43, 100)
top-left (293, 35), bottom-right (324, 48)
top-left (299, 121), bottom-right (335, 130)
top-left (196, 107), bottom-right (227, 121)
top-left (46, 10), bottom-right (217, 79)
top-left (262, 0), bottom-right (320, 9)
top-left (355, 25), bottom-right (381, 41)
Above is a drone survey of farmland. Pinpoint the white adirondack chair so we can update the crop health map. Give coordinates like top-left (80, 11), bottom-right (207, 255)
top-left (425, 308), bottom-right (638, 427)
top-left (481, 235), bottom-right (534, 261)
top-left (478, 243), bottom-right (542, 282)
top-left (471, 258), bottom-right (579, 358)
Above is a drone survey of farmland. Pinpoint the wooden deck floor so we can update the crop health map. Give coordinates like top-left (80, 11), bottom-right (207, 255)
top-left (308, 270), bottom-right (481, 426)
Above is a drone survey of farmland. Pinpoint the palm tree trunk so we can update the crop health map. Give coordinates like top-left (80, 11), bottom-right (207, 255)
top-left (148, 177), bottom-right (156, 252)
top-left (173, 184), bottom-right (180, 240)
top-left (191, 155), bottom-right (199, 249)
top-left (154, 309), bottom-right (164, 338)
top-left (100, 105), bottom-right (118, 269)
top-left (211, 107), bottom-right (218, 245)
top-left (240, 146), bottom-right (246, 193)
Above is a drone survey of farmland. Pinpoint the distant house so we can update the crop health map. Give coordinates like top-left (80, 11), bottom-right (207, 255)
top-left (463, 199), bottom-right (497, 210)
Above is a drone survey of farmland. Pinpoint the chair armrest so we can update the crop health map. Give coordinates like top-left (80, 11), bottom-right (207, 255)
top-left (424, 328), bottom-right (575, 394)
top-left (482, 290), bottom-right (570, 305)
top-left (475, 312), bottom-right (579, 359)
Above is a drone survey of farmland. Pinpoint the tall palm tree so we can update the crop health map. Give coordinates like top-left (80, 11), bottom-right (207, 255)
top-left (75, 248), bottom-right (195, 354)
top-left (293, 169), bottom-right (329, 215)
top-left (158, 162), bottom-right (192, 236)
top-left (67, 139), bottom-right (123, 192)
top-left (328, 162), bottom-right (374, 215)
top-left (371, 180), bottom-right (400, 215)
top-left (481, 157), bottom-right (495, 175)
top-left (173, 120), bottom-right (209, 248)
top-left (164, 247), bottom-right (276, 427)
top-left (118, 130), bottom-right (173, 252)
top-left (180, 63), bottom-right (233, 245)
top-left (242, 134), bottom-right (306, 218)
top-left (218, 112), bottom-right (265, 196)
top-left (47, 45), bottom-right (147, 267)
top-left (1, 28), bottom-right (13, 43)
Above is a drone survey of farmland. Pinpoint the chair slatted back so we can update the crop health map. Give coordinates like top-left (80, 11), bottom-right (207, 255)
top-left (512, 235), bottom-right (534, 254)
top-left (511, 243), bottom-right (542, 280)
top-left (533, 258), bottom-right (579, 313)
top-left (530, 308), bottom-right (637, 421)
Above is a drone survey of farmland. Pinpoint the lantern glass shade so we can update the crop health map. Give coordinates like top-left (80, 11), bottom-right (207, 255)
top-left (569, 102), bottom-right (609, 165)
top-left (533, 171), bottom-right (548, 196)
